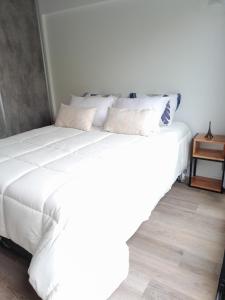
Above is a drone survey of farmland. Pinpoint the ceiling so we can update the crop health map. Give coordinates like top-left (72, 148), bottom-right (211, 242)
top-left (37, 0), bottom-right (225, 16)
top-left (37, 0), bottom-right (111, 15)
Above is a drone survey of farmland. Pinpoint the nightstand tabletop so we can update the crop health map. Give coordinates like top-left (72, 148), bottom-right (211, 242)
top-left (194, 134), bottom-right (225, 145)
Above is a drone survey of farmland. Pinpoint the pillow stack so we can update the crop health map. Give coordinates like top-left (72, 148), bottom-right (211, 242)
top-left (103, 95), bottom-right (168, 136)
top-left (129, 92), bottom-right (181, 126)
top-left (55, 94), bottom-right (116, 131)
top-left (55, 92), bottom-right (181, 136)
top-left (70, 95), bottom-right (115, 127)
top-left (104, 107), bottom-right (161, 136)
top-left (114, 96), bottom-right (168, 118)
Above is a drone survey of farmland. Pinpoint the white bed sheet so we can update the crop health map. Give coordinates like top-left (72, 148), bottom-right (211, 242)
top-left (0, 122), bottom-right (192, 300)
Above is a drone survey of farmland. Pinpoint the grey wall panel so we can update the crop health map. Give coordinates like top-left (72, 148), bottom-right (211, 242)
top-left (0, 92), bottom-right (7, 138)
top-left (0, 0), bottom-right (51, 136)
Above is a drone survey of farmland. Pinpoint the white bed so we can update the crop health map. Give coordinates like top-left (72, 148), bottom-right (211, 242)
top-left (0, 122), bottom-right (191, 300)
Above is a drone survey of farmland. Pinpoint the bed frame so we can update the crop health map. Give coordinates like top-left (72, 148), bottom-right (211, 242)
top-left (0, 236), bottom-right (31, 260)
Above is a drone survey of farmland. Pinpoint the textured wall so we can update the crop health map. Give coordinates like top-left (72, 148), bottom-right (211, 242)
top-left (0, 0), bottom-right (51, 137)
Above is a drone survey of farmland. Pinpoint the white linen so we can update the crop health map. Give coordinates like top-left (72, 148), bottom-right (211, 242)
top-left (114, 96), bottom-right (168, 118)
top-left (70, 95), bottom-right (115, 127)
top-left (0, 122), bottom-right (191, 300)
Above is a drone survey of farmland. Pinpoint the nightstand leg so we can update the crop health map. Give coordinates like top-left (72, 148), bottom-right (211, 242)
top-left (189, 158), bottom-right (193, 186)
top-left (193, 159), bottom-right (197, 176)
top-left (221, 161), bottom-right (225, 193)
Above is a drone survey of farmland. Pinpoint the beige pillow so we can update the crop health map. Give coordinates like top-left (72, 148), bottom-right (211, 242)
top-left (104, 107), bottom-right (161, 136)
top-left (55, 104), bottom-right (96, 131)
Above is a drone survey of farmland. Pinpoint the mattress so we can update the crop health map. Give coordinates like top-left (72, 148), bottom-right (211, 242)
top-left (0, 122), bottom-right (192, 300)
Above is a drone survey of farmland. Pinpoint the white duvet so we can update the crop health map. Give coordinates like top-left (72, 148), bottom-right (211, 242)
top-left (0, 122), bottom-right (191, 300)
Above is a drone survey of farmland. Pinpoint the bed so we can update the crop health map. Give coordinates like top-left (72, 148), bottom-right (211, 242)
top-left (0, 121), bottom-right (192, 300)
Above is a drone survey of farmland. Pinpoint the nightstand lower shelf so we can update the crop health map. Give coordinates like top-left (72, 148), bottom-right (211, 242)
top-left (190, 176), bottom-right (222, 193)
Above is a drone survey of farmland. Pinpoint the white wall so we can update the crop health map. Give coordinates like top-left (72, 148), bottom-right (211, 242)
top-left (39, 0), bottom-right (225, 178)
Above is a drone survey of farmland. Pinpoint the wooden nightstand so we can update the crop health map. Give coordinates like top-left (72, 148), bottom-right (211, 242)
top-left (189, 134), bottom-right (225, 193)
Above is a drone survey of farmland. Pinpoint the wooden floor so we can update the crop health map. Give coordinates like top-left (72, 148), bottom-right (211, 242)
top-left (0, 183), bottom-right (225, 300)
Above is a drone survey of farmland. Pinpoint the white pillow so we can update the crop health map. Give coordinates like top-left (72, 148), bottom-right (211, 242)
top-left (114, 96), bottom-right (168, 120)
top-left (70, 95), bottom-right (115, 127)
top-left (160, 94), bottom-right (179, 126)
top-left (104, 107), bottom-right (161, 136)
top-left (129, 93), bottom-right (181, 126)
top-left (55, 104), bottom-right (96, 131)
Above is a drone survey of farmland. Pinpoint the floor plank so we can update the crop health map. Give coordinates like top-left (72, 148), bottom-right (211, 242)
top-left (0, 183), bottom-right (224, 299)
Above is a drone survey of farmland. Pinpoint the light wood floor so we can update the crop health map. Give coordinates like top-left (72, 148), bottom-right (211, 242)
top-left (0, 183), bottom-right (225, 300)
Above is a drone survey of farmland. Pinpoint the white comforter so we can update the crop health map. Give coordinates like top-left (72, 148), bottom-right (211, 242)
top-left (0, 122), bottom-right (191, 300)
